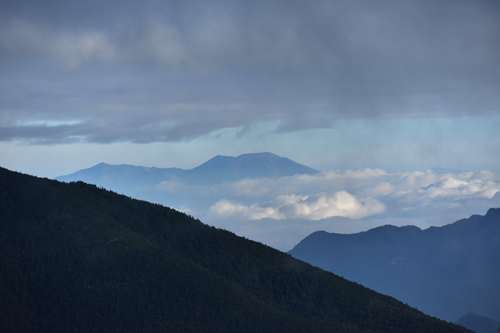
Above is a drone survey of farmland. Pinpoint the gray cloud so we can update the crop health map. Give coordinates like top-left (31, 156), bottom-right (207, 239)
top-left (0, 20), bottom-right (115, 69)
top-left (1, 0), bottom-right (500, 143)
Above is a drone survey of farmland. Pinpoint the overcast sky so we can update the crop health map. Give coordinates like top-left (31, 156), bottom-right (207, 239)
top-left (1, 0), bottom-right (500, 177)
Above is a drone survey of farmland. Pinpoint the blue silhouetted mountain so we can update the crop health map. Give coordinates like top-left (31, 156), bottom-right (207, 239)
top-left (0, 166), bottom-right (468, 333)
top-left (457, 313), bottom-right (500, 333)
top-left (184, 152), bottom-right (318, 184)
top-left (57, 152), bottom-right (317, 193)
top-left (289, 210), bottom-right (500, 322)
top-left (57, 162), bottom-right (184, 195)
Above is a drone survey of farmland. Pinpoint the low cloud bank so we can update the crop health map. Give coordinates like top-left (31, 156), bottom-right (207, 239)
top-left (209, 170), bottom-right (499, 221)
top-left (211, 191), bottom-right (385, 221)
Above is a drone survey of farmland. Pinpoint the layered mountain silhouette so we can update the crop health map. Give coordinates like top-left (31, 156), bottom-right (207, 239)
top-left (457, 313), bottom-right (500, 333)
top-left (290, 210), bottom-right (500, 322)
top-left (57, 152), bottom-right (317, 190)
top-left (0, 166), bottom-right (467, 333)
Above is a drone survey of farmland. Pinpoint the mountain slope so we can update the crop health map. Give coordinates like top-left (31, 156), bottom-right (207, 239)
top-left (290, 211), bottom-right (500, 322)
top-left (56, 162), bottom-right (183, 198)
top-left (457, 313), bottom-right (500, 333)
top-left (0, 166), bottom-right (466, 333)
top-left (57, 152), bottom-right (317, 188)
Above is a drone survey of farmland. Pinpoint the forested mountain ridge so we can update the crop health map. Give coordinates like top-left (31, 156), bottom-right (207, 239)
top-left (0, 166), bottom-right (467, 333)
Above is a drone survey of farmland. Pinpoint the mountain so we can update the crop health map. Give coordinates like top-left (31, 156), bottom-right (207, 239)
top-left (290, 210), bottom-right (500, 322)
top-left (57, 162), bottom-right (184, 196)
top-left (57, 152), bottom-right (317, 190)
top-left (0, 166), bottom-right (467, 333)
top-left (183, 152), bottom-right (318, 184)
top-left (457, 313), bottom-right (500, 333)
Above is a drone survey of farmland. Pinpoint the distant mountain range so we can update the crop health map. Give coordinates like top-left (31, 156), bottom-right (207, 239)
top-left (290, 209), bottom-right (500, 322)
top-left (57, 152), bottom-right (317, 196)
top-left (457, 313), bottom-right (500, 333)
top-left (0, 166), bottom-right (467, 333)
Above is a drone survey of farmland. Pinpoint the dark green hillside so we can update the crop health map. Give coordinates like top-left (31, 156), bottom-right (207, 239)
top-left (0, 167), bottom-right (467, 333)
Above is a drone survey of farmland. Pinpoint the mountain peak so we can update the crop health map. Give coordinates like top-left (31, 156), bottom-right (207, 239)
top-left (207, 154), bottom-right (232, 161)
top-left (93, 162), bottom-right (111, 168)
top-left (368, 224), bottom-right (422, 234)
top-left (236, 152), bottom-right (280, 159)
top-left (188, 152), bottom-right (318, 183)
top-left (207, 152), bottom-right (287, 162)
top-left (486, 207), bottom-right (500, 218)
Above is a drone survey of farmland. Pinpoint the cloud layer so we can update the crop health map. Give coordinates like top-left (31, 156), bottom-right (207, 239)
top-left (207, 169), bottom-right (500, 222)
top-left (1, 0), bottom-right (500, 143)
top-left (211, 192), bottom-right (385, 221)
top-left (149, 166), bottom-right (500, 249)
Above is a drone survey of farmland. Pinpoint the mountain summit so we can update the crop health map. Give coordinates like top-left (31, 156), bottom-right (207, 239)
top-left (0, 166), bottom-right (467, 333)
top-left (186, 152), bottom-right (317, 183)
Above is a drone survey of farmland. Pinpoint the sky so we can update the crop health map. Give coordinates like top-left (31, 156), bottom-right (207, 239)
top-left (1, 0), bottom-right (500, 177)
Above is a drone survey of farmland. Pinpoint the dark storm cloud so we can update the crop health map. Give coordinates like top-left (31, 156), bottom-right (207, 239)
top-left (1, 0), bottom-right (500, 143)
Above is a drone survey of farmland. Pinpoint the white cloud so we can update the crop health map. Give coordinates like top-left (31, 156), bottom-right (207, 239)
top-left (395, 170), bottom-right (500, 200)
top-left (210, 200), bottom-right (284, 220)
top-left (292, 168), bottom-right (387, 184)
top-left (424, 172), bottom-right (499, 199)
top-left (210, 191), bottom-right (385, 221)
top-left (370, 182), bottom-right (395, 196)
top-left (199, 169), bottom-right (500, 249)
top-left (278, 191), bottom-right (386, 220)
top-left (230, 178), bottom-right (274, 197)
top-left (205, 169), bottom-right (500, 223)
top-left (228, 168), bottom-right (388, 199)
